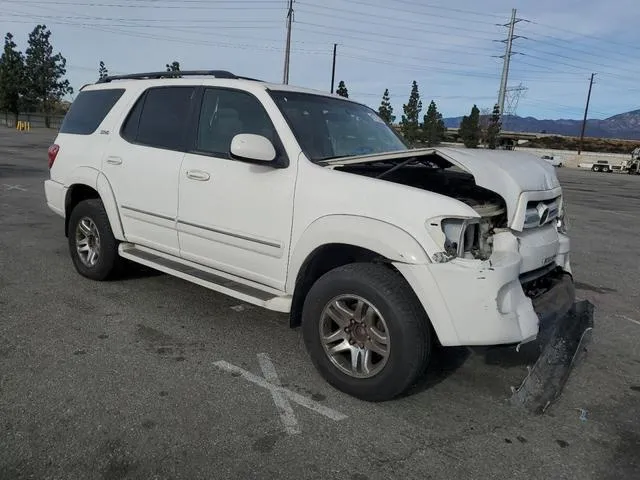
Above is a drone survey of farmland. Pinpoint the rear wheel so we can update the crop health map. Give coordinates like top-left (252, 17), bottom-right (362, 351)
top-left (302, 263), bottom-right (431, 402)
top-left (68, 199), bottom-right (123, 280)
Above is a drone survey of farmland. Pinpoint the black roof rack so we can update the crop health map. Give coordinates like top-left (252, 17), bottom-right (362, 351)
top-left (96, 70), bottom-right (262, 84)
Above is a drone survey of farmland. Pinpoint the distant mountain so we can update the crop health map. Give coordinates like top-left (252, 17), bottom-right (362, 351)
top-left (443, 109), bottom-right (640, 140)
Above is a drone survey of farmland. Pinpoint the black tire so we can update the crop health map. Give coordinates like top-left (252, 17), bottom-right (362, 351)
top-left (68, 198), bottom-right (123, 281)
top-left (591, 166), bottom-right (598, 172)
top-left (302, 263), bottom-right (431, 402)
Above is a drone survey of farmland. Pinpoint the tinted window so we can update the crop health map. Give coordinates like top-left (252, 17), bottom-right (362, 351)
top-left (270, 91), bottom-right (407, 162)
top-left (121, 93), bottom-right (144, 143)
top-left (60, 89), bottom-right (124, 135)
top-left (123, 87), bottom-right (194, 151)
top-left (196, 88), bottom-right (277, 157)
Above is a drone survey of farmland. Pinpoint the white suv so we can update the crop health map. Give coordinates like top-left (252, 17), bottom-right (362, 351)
top-left (44, 70), bottom-right (574, 401)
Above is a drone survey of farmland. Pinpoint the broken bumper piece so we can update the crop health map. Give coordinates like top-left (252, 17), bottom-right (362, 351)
top-left (510, 290), bottom-right (594, 414)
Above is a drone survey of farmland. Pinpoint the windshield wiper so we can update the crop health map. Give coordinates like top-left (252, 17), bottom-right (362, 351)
top-left (317, 154), bottom-right (349, 162)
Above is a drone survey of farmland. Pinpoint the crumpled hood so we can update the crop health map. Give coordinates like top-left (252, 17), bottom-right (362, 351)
top-left (323, 147), bottom-right (561, 226)
top-left (433, 147), bottom-right (560, 192)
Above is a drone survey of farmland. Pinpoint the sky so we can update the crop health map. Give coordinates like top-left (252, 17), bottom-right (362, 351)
top-left (1, 0), bottom-right (640, 120)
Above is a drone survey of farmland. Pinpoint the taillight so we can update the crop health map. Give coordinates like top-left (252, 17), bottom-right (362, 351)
top-left (48, 144), bottom-right (60, 169)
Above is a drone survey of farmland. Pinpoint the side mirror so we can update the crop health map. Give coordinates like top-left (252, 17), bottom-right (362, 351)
top-left (230, 134), bottom-right (276, 163)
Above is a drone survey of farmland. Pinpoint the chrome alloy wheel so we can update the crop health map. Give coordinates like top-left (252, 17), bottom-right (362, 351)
top-left (75, 217), bottom-right (101, 267)
top-left (319, 295), bottom-right (391, 378)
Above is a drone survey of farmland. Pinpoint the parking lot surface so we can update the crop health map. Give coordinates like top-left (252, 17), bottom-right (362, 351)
top-left (1, 128), bottom-right (639, 480)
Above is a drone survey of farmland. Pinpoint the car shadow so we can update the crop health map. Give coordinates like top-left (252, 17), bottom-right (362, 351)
top-left (118, 262), bottom-right (164, 281)
top-left (403, 342), bottom-right (540, 398)
top-left (403, 346), bottom-right (472, 395)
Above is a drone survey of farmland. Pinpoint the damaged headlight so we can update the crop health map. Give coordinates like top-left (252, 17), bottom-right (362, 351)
top-left (430, 217), bottom-right (491, 263)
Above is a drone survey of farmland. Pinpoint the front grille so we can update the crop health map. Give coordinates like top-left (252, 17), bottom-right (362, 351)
top-left (523, 197), bottom-right (560, 229)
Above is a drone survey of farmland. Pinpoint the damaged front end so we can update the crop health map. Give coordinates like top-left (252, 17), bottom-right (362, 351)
top-left (332, 149), bottom-right (594, 413)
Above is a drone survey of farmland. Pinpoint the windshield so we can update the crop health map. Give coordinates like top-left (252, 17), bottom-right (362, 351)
top-left (270, 91), bottom-right (408, 162)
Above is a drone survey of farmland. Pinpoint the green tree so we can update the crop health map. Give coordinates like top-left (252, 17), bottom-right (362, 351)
top-left (98, 60), bottom-right (108, 80)
top-left (485, 103), bottom-right (502, 149)
top-left (400, 80), bottom-right (422, 144)
top-left (166, 61), bottom-right (180, 72)
top-left (23, 25), bottom-right (72, 127)
top-left (459, 104), bottom-right (481, 148)
top-left (421, 100), bottom-right (446, 147)
top-left (378, 88), bottom-right (395, 124)
top-left (336, 80), bottom-right (348, 98)
top-left (0, 33), bottom-right (25, 123)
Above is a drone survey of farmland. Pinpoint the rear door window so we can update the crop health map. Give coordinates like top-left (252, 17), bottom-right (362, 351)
top-left (121, 86), bottom-right (195, 151)
top-left (59, 89), bottom-right (124, 135)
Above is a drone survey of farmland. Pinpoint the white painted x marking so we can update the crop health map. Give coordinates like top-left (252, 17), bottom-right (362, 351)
top-left (3, 184), bottom-right (27, 192)
top-left (214, 354), bottom-right (347, 435)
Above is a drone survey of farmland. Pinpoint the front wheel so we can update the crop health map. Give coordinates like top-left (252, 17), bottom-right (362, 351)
top-left (302, 263), bottom-right (431, 402)
top-left (68, 199), bottom-right (123, 280)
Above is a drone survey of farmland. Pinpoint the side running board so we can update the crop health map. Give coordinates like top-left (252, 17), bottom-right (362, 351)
top-left (118, 243), bottom-right (292, 313)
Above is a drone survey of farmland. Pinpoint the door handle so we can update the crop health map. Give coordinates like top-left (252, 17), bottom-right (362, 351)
top-left (106, 156), bottom-right (123, 165)
top-left (186, 170), bottom-right (211, 181)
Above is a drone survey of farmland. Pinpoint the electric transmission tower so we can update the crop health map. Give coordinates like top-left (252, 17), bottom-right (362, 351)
top-left (504, 83), bottom-right (528, 117)
top-left (494, 9), bottom-right (526, 117)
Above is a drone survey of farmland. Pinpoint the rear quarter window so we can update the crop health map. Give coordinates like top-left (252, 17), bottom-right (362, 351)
top-left (59, 89), bottom-right (125, 135)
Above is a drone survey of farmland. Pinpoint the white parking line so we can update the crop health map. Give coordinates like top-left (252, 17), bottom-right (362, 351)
top-left (3, 184), bottom-right (27, 192)
top-left (257, 353), bottom-right (301, 435)
top-left (214, 355), bottom-right (348, 435)
top-left (617, 314), bottom-right (640, 327)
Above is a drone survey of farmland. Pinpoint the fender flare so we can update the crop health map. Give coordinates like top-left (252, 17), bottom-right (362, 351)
top-left (286, 215), bottom-right (430, 293)
top-left (96, 173), bottom-right (126, 241)
top-left (64, 167), bottom-right (125, 241)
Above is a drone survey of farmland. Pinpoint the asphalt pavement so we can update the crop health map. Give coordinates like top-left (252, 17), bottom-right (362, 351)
top-left (1, 128), bottom-right (638, 480)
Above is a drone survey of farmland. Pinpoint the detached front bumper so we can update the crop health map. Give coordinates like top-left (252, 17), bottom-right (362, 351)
top-left (394, 233), bottom-right (575, 347)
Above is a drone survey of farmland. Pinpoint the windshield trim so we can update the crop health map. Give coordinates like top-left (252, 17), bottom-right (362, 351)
top-left (266, 89), bottom-right (409, 163)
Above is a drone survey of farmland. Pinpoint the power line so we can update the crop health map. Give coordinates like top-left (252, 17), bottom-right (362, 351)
top-left (385, 0), bottom-right (505, 19)
top-left (527, 19), bottom-right (640, 54)
top-left (2, 16), bottom-right (325, 56)
top-left (331, 0), bottom-right (498, 26)
top-left (522, 53), bottom-right (639, 82)
top-left (296, 22), bottom-right (499, 55)
top-left (295, 3), bottom-right (499, 38)
top-left (2, 12), bottom-right (281, 23)
top-left (521, 43), bottom-right (640, 77)
top-left (340, 53), bottom-right (501, 80)
top-left (2, 0), bottom-right (285, 9)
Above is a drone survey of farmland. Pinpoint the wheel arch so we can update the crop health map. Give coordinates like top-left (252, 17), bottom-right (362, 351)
top-left (64, 172), bottom-right (125, 240)
top-left (286, 215), bottom-right (431, 328)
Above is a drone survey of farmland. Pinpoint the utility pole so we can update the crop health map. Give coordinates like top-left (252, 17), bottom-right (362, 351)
top-left (496, 9), bottom-right (524, 117)
top-left (578, 73), bottom-right (596, 155)
top-left (330, 43), bottom-right (337, 93)
top-left (282, 0), bottom-right (294, 84)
